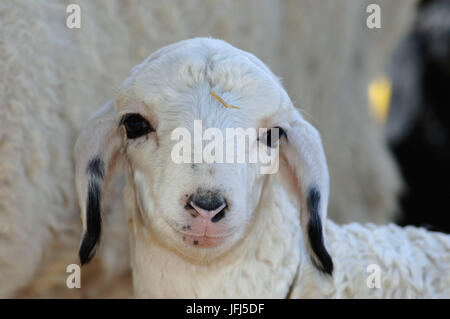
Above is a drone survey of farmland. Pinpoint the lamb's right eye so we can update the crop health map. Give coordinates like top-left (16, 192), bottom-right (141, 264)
top-left (120, 114), bottom-right (154, 139)
top-left (259, 126), bottom-right (286, 148)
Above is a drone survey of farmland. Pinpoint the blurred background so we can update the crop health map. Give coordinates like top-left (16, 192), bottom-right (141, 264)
top-left (0, 0), bottom-right (449, 298)
top-left (386, 0), bottom-right (450, 233)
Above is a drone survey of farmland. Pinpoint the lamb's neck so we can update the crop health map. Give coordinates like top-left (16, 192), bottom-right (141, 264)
top-left (128, 176), bottom-right (303, 298)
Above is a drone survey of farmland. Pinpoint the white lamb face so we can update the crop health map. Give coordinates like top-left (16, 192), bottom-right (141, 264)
top-left (115, 49), bottom-right (285, 261)
top-left (75, 38), bottom-right (333, 275)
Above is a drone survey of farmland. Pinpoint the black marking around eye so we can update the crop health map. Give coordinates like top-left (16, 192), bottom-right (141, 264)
top-left (263, 127), bottom-right (287, 148)
top-left (120, 113), bottom-right (154, 139)
top-left (279, 127), bottom-right (288, 142)
top-left (79, 179), bottom-right (102, 265)
top-left (307, 187), bottom-right (333, 275)
top-left (275, 127), bottom-right (287, 140)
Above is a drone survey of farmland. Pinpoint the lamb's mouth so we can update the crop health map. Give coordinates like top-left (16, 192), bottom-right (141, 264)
top-left (169, 226), bottom-right (230, 248)
top-left (180, 233), bottom-right (228, 248)
top-left (165, 219), bottom-right (234, 248)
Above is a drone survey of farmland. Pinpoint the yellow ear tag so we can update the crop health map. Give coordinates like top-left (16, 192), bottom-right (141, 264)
top-left (368, 76), bottom-right (392, 124)
top-left (210, 91), bottom-right (240, 109)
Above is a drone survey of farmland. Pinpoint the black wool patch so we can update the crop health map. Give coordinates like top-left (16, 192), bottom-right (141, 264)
top-left (79, 180), bottom-right (102, 265)
top-left (86, 156), bottom-right (105, 180)
top-left (307, 187), bottom-right (333, 275)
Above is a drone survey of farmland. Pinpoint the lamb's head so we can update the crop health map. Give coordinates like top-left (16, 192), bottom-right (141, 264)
top-left (75, 38), bottom-right (333, 275)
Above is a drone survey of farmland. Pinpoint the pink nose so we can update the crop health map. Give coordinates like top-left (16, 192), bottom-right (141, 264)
top-left (189, 200), bottom-right (227, 221)
top-left (186, 188), bottom-right (228, 223)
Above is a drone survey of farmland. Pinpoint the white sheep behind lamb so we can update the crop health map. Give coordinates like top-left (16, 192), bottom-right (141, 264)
top-left (75, 38), bottom-right (450, 298)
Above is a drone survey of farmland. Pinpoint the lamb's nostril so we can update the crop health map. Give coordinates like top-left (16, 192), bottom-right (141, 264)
top-left (211, 209), bottom-right (226, 223)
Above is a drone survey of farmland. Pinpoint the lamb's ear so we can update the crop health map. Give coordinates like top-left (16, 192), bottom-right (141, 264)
top-left (280, 108), bottom-right (333, 275)
top-left (74, 101), bottom-right (123, 265)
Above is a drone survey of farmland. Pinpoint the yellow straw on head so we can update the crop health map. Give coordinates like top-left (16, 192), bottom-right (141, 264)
top-left (210, 91), bottom-right (240, 109)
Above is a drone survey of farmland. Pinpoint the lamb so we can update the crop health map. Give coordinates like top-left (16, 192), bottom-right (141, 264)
top-left (75, 38), bottom-right (450, 298)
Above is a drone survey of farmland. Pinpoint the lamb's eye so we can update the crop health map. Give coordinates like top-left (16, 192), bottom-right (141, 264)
top-left (121, 114), bottom-right (154, 139)
top-left (260, 126), bottom-right (286, 148)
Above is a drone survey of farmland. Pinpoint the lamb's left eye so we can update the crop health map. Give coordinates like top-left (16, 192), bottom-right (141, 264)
top-left (120, 113), bottom-right (154, 139)
top-left (259, 127), bottom-right (286, 148)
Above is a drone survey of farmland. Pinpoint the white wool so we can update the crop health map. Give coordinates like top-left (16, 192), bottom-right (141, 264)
top-left (293, 222), bottom-right (450, 298)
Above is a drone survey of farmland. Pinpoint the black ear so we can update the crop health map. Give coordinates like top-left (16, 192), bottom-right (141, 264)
top-left (79, 157), bottom-right (104, 265)
top-left (307, 188), bottom-right (333, 274)
top-left (280, 109), bottom-right (333, 276)
top-left (75, 101), bottom-right (123, 266)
